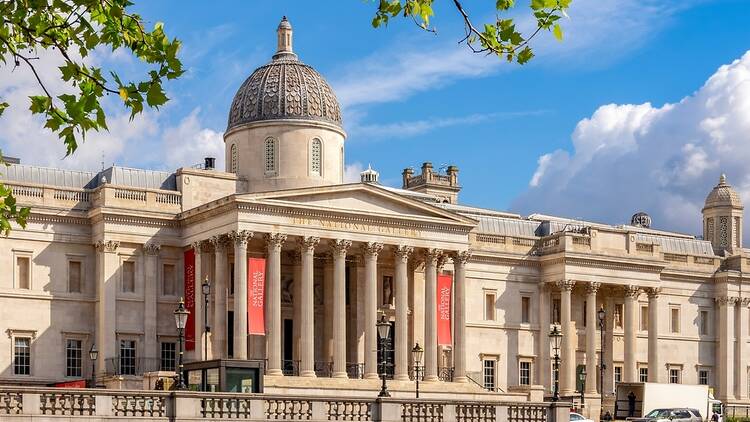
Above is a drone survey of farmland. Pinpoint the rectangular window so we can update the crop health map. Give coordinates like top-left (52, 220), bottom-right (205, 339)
top-left (483, 359), bottom-right (496, 391)
top-left (229, 263), bottom-right (235, 295)
top-left (640, 305), bottom-right (649, 331)
top-left (671, 307), bottom-right (680, 334)
top-left (68, 261), bottom-right (82, 293)
top-left (519, 361), bottom-right (531, 386)
top-left (163, 264), bottom-right (175, 296)
top-left (614, 366), bottom-right (622, 384)
top-left (583, 301), bottom-right (587, 327)
top-left (699, 310), bottom-right (709, 336)
top-left (552, 298), bottom-right (561, 324)
top-left (16, 256), bottom-right (30, 289)
top-left (521, 296), bottom-right (530, 324)
top-left (698, 369), bottom-right (709, 385)
top-left (484, 292), bottom-right (496, 321)
top-left (160, 342), bottom-right (176, 371)
top-left (639, 367), bottom-right (648, 383)
top-left (122, 261), bottom-right (135, 293)
top-left (119, 340), bottom-right (136, 375)
top-left (669, 368), bottom-right (681, 384)
top-left (65, 339), bottom-right (82, 377)
top-left (14, 337), bottom-right (31, 375)
top-left (615, 304), bottom-right (624, 329)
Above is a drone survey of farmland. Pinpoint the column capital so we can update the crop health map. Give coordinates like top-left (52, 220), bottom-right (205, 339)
top-left (95, 240), bottom-right (119, 253)
top-left (229, 230), bottom-right (253, 247)
top-left (209, 234), bottom-right (229, 252)
top-left (298, 236), bottom-right (320, 253)
top-left (716, 296), bottom-right (739, 306)
top-left (742, 297), bottom-right (750, 307)
top-left (423, 248), bottom-right (442, 265)
top-left (585, 281), bottom-right (601, 295)
top-left (394, 245), bottom-right (413, 262)
top-left (646, 287), bottom-right (662, 299)
top-left (362, 242), bottom-right (383, 258)
top-left (331, 239), bottom-right (352, 257)
top-left (623, 285), bottom-right (641, 299)
top-left (264, 233), bottom-right (287, 250)
top-left (556, 280), bottom-right (575, 291)
top-left (451, 250), bottom-right (472, 265)
top-left (143, 242), bottom-right (161, 256)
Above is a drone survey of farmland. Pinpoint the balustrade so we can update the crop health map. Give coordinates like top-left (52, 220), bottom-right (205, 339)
top-left (266, 398), bottom-right (313, 420)
top-left (402, 402), bottom-right (443, 422)
top-left (327, 400), bottom-right (371, 421)
top-left (0, 391), bottom-right (22, 415)
top-left (507, 404), bottom-right (547, 422)
top-left (456, 404), bottom-right (496, 422)
top-left (202, 397), bottom-right (254, 418)
top-left (40, 392), bottom-right (96, 415)
top-left (112, 394), bottom-right (166, 417)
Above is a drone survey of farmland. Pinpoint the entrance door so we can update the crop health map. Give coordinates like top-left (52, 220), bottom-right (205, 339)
top-left (227, 311), bottom-right (234, 357)
top-left (283, 319), bottom-right (294, 375)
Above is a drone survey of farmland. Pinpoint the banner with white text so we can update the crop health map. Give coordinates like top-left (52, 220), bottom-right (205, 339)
top-left (248, 257), bottom-right (266, 335)
top-left (184, 249), bottom-right (196, 350)
top-left (437, 273), bottom-right (453, 346)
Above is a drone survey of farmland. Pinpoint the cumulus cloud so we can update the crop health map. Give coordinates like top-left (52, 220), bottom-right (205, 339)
top-left (344, 162), bottom-right (365, 183)
top-left (160, 108), bottom-right (225, 170)
top-left (512, 50), bottom-right (750, 238)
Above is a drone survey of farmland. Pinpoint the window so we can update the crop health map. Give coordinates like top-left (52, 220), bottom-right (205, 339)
top-left (669, 368), bottom-right (681, 384)
top-left (639, 367), bottom-right (648, 382)
top-left (119, 340), bottom-right (136, 375)
top-left (698, 369), bottom-right (709, 385)
top-left (163, 264), bottom-right (176, 296)
top-left (229, 262), bottom-right (235, 296)
top-left (639, 305), bottom-right (648, 331)
top-left (310, 138), bottom-right (322, 176)
top-left (699, 310), bottom-right (709, 336)
top-left (552, 298), bottom-right (561, 324)
top-left (66, 339), bottom-right (82, 377)
top-left (670, 307), bottom-right (680, 333)
top-left (230, 143), bottom-right (238, 173)
top-left (521, 296), bottom-right (530, 324)
top-left (160, 342), bottom-right (176, 371)
top-left (484, 292), bottom-right (496, 321)
top-left (13, 337), bottom-right (31, 375)
top-left (68, 261), bottom-right (82, 293)
top-left (122, 261), bottom-right (135, 293)
top-left (614, 366), bottom-right (622, 384)
top-left (483, 359), bottom-right (496, 391)
top-left (519, 361), bottom-right (531, 386)
top-left (735, 217), bottom-right (741, 247)
top-left (583, 301), bottom-right (587, 327)
top-left (16, 256), bottom-right (30, 289)
top-left (264, 137), bottom-right (278, 176)
top-left (614, 303), bottom-right (624, 329)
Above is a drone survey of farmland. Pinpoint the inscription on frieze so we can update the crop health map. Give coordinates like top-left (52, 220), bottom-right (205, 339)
top-left (291, 217), bottom-right (423, 237)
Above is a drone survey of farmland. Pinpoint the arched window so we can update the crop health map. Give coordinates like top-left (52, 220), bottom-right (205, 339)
top-left (264, 137), bottom-right (278, 176)
top-left (310, 138), bottom-right (322, 176)
top-left (230, 144), bottom-right (238, 173)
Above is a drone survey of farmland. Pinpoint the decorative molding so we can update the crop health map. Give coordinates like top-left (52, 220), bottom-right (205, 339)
top-left (209, 235), bottom-right (230, 252)
top-left (94, 240), bottom-right (119, 253)
top-left (645, 287), bottom-right (662, 299)
top-left (264, 233), bottom-right (287, 251)
top-left (452, 250), bottom-right (472, 266)
top-left (298, 236), bottom-right (320, 253)
top-left (715, 296), bottom-right (739, 306)
top-left (362, 242), bottom-right (384, 258)
top-left (424, 248), bottom-right (442, 266)
top-left (394, 245), bottom-right (413, 262)
top-left (623, 285), bottom-right (641, 299)
top-left (542, 256), bottom-right (664, 274)
top-left (229, 230), bottom-right (253, 248)
top-left (331, 239), bottom-right (352, 258)
top-left (143, 243), bottom-right (161, 256)
top-left (585, 282), bottom-right (601, 295)
top-left (555, 280), bottom-right (575, 291)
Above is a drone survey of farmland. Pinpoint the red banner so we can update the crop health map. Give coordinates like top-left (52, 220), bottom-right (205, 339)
top-left (184, 249), bottom-right (196, 350)
top-left (248, 257), bottom-right (266, 335)
top-left (437, 273), bottom-right (453, 346)
top-left (52, 380), bottom-right (86, 388)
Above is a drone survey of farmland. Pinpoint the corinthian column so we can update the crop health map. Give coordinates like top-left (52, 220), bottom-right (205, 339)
top-left (298, 236), bottom-right (319, 377)
top-left (143, 243), bottom-right (160, 364)
top-left (424, 249), bottom-right (442, 382)
top-left (623, 285), bottom-right (640, 383)
top-left (585, 282), bottom-right (600, 394)
top-left (363, 242), bottom-right (383, 379)
top-left (332, 239), bottom-right (351, 378)
top-left (452, 250), bottom-right (471, 383)
top-left (230, 230), bottom-right (253, 359)
top-left (647, 287), bottom-right (661, 383)
top-left (394, 245), bottom-right (413, 381)
top-left (264, 233), bottom-right (286, 376)
top-left (557, 280), bottom-right (575, 395)
top-left (210, 236), bottom-right (228, 359)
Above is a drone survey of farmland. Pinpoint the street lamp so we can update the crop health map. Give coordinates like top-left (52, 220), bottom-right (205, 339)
top-left (598, 306), bottom-right (606, 420)
top-left (201, 277), bottom-right (211, 361)
top-left (88, 344), bottom-right (98, 388)
top-left (412, 343), bottom-right (424, 399)
top-left (579, 367), bottom-right (587, 410)
top-left (174, 297), bottom-right (190, 390)
top-left (377, 314), bottom-right (392, 398)
top-left (550, 325), bottom-right (562, 402)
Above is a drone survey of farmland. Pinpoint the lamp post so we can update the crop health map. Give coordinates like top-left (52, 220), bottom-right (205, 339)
top-left (201, 277), bottom-right (211, 361)
top-left (88, 344), bottom-right (98, 388)
top-left (598, 306), bottom-right (606, 420)
top-left (377, 314), bottom-right (392, 398)
top-left (550, 325), bottom-right (562, 402)
top-left (579, 367), bottom-right (587, 411)
top-left (412, 343), bottom-right (424, 399)
top-left (174, 297), bottom-right (190, 390)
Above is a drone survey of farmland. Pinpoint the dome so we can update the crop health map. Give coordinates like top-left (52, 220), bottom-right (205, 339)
top-left (226, 17), bottom-right (342, 132)
top-left (631, 212), bottom-right (652, 228)
top-left (705, 174), bottom-right (743, 209)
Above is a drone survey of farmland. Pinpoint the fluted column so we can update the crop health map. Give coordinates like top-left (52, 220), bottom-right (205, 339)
top-left (585, 282), bottom-right (600, 394)
top-left (623, 285), bottom-right (640, 383)
top-left (210, 236), bottom-right (228, 359)
top-left (298, 236), bottom-right (319, 377)
top-left (393, 245), bottom-right (413, 381)
top-left (424, 249), bottom-right (442, 382)
top-left (737, 298), bottom-right (750, 400)
top-left (603, 296), bottom-right (615, 396)
top-left (264, 233), bottom-right (286, 376)
top-left (452, 250), bottom-right (471, 383)
top-left (191, 241), bottom-right (205, 360)
top-left (95, 240), bottom-right (119, 375)
top-left (538, 282), bottom-right (551, 390)
top-left (332, 239), bottom-right (351, 378)
top-left (143, 243), bottom-right (160, 363)
top-left (718, 296), bottom-right (737, 401)
top-left (363, 242), bottom-right (383, 379)
top-left (557, 280), bottom-right (575, 395)
top-left (647, 288), bottom-right (661, 383)
top-left (291, 251), bottom-right (302, 361)
top-left (230, 230), bottom-right (252, 360)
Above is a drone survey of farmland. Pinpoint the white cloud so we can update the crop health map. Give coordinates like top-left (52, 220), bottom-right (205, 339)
top-left (344, 162), bottom-right (364, 183)
top-left (512, 50), bottom-right (750, 238)
top-left (160, 108), bottom-right (225, 170)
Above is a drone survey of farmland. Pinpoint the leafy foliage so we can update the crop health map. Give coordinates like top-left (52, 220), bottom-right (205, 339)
top-left (370, 0), bottom-right (571, 64)
top-left (0, 0), bottom-right (183, 233)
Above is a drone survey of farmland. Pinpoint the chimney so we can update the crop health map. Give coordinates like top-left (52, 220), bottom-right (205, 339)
top-left (204, 157), bottom-right (216, 170)
top-left (402, 167), bottom-right (414, 188)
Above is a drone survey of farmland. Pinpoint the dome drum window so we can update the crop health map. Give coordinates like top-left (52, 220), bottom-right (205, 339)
top-left (230, 144), bottom-right (238, 173)
top-left (311, 138), bottom-right (322, 176)
top-left (265, 138), bottom-right (278, 176)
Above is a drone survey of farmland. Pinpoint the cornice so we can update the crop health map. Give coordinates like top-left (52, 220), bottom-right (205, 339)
top-left (468, 253), bottom-right (541, 268)
top-left (26, 213), bottom-right (89, 226)
top-left (93, 212), bottom-right (180, 229)
top-left (542, 255), bottom-right (664, 274)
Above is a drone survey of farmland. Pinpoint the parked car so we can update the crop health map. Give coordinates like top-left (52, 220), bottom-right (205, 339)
top-left (569, 412), bottom-right (594, 422)
top-left (630, 408), bottom-right (702, 422)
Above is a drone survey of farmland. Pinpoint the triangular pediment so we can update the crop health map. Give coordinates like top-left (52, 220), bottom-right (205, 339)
top-left (236, 183), bottom-right (476, 226)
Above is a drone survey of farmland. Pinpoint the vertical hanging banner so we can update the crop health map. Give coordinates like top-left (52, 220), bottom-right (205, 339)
top-left (437, 273), bottom-right (453, 346)
top-left (248, 257), bottom-right (267, 335)
top-left (184, 249), bottom-right (196, 350)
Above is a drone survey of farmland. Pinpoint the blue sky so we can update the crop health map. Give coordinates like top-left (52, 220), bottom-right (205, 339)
top-left (3, 0), bottom-right (750, 236)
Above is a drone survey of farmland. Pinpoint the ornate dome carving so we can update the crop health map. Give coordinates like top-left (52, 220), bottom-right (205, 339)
top-left (705, 174), bottom-right (743, 209)
top-left (226, 17), bottom-right (342, 131)
top-left (631, 212), bottom-right (652, 228)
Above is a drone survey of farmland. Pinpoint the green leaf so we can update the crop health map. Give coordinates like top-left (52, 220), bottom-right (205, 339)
top-left (0, 102), bottom-right (8, 117)
top-left (553, 23), bottom-right (563, 41)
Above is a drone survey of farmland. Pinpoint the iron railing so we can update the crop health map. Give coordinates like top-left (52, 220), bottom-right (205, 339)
top-left (346, 363), bottom-right (365, 379)
top-left (104, 357), bottom-right (162, 376)
top-left (282, 360), bottom-right (300, 377)
top-left (438, 367), bottom-right (454, 382)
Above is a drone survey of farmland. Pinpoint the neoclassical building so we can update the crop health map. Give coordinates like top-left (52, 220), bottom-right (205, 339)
top-left (1, 16), bottom-right (749, 418)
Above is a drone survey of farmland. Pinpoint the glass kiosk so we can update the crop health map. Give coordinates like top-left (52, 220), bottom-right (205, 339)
top-left (182, 359), bottom-right (264, 393)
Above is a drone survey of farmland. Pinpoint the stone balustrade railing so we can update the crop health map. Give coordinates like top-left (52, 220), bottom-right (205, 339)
top-left (0, 387), bottom-right (570, 422)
